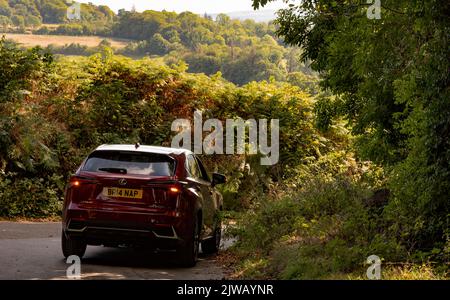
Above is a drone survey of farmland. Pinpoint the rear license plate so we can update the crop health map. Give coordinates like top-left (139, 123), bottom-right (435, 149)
top-left (102, 187), bottom-right (143, 199)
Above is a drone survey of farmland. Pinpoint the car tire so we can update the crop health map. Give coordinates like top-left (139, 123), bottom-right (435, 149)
top-left (61, 230), bottom-right (87, 259)
top-left (201, 224), bottom-right (221, 254)
top-left (178, 217), bottom-right (200, 267)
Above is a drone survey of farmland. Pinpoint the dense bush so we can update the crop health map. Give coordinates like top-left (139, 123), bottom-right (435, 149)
top-left (0, 173), bottom-right (63, 218)
top-left (251, 0), bottom-right (450, 269)
top-left (0, 39), bottom-right (323, 218)
top-left (43, 40), bottom-right (113, 56)
top-left (226, 148), bottom-right (394, 277)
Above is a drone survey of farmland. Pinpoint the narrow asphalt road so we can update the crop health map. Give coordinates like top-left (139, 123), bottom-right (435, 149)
top-left (0, 221), bottom-right (228, 280)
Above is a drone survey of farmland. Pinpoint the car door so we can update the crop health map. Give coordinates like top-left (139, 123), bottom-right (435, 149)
top-left (194, 156), bottom-right (222, 221)
top-left (185, 154), bottom-right (215, 238)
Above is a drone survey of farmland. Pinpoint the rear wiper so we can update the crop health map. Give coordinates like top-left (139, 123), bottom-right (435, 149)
top-left (98, 168), bottom-right (127, 174)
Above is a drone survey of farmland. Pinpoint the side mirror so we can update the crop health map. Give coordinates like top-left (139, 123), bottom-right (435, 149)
top-left (212, 173), bottom-right (226, 186)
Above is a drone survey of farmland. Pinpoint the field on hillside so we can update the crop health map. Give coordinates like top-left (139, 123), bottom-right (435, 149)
top-left (1, 33), bottom-right (130, 49)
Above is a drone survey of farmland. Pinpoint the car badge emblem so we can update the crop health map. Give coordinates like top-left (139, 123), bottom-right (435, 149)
top-left (118, 179), bottom-right (127, 186)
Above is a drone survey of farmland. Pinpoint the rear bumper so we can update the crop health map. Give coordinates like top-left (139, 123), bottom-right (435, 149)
top-left (63, 207), bottom-right (190, 249)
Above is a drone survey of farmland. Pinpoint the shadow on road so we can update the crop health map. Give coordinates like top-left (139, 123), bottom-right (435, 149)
top-left (0, 222), bottom-right (226, 279)
top-left (80, 246), bottom-right (217, 269)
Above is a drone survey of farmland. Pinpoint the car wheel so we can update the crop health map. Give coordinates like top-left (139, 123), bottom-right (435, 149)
top-left (61, 230), bottom-right (87, 259)
top-left (201, 224), bottom-right (221, 254)
top-left (178, 217), bottom-right (200, 267)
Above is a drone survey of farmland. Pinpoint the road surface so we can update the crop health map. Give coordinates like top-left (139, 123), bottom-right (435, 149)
top-left (0, 221), bottom-right (228, 280)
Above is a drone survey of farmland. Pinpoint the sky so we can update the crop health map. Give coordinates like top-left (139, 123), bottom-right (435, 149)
top-left (77, 0), bottom-right (287, 14)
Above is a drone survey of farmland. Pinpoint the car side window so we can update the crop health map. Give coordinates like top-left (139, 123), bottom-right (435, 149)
top-left (195, 156), bottom-right (210, 182)
top-left (186, 155), bottom-right (202, 180)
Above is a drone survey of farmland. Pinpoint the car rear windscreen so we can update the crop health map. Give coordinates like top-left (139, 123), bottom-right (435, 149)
top-left (83, 151), bottom-right (175, 176)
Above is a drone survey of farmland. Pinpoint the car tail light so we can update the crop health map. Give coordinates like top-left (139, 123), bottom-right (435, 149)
top-left (69, 176), bottom-right (98, 187)
top-left (169, 186), bottom-right (181, 194)
top-left (166, 183), bottom-right (182, 209)
top-left (68, 176), bottom-right (98, 203)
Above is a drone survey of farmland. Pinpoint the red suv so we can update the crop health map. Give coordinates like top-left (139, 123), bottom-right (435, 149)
top-left (61, 144), bottom-right (226, 267)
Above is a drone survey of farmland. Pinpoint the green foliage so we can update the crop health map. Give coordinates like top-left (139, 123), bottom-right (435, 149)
top-left (45, 42), bottom-right (89, 56)
top-left (0, 41), bottom-right (321, 218)
top-left (38, 0), bottom-right (67, 23)
top-left (43, 40), bottom-right (115, 56)
top-left (253, 0), bottom-right (450, 262)
top-left (11, 14), bottom-right (24, 27)
top-left (0, 37), bottom-right (49, 102)
top-left (287, 72), bottom-right (319, 95)
top-left (314, 95), bottom-right (340, 132)
top-left (1, 2), bottom-right (317, 87)
top-left (0, 0), bottom-right (12, 17)
top-left (0, 172), bottom-right (63, 217)
top-left (0, 37), bottom-right (58, 177)
top-left (229, 171), bottom-right (405, 279)
top-left (0, 15), bottom-right (11, 27)
top-left (0, 1), bottom-right (112, 31)
top-left (111, 9), bottom-right (315, 86)
top-left (2, 1), bottom-right (447, 277)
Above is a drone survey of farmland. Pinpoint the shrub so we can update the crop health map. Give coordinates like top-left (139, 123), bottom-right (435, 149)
top-left (0, 173), bottom-right (63, 218)
top-left (229, 173), bottom-right (406, 279)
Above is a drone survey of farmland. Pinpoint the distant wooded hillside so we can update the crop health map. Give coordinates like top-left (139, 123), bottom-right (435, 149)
top-left (0, 1), bottom-right (317, 87)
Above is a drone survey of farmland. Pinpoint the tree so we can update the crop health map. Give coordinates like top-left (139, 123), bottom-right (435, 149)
top-left (216, 14), bottom-right (231, 27)
top-left (39, 0), bottom-right (68, 23)
top-left (0, 0), bottom-right (12, 17)
top-left (11, 3), bottom-right (29, 16)
top-left (25, 15), bottom-right (42, 28)
top-left (98, 5), bottom-right (115, 21)
top-left (11, 15), bottom-right (25, 27)
top-left (0, 37), bottom-right (54, 170)
top-left (184, 53), bottom-right (221, 75)
top-left (148, 33), bottom-right (171, 55)
top-left (253, 0), bottom-right (450, 252)
top-left (0, 15), bottom-right (11, 28)
top-left (4, 2), bottom-right (316, 88)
